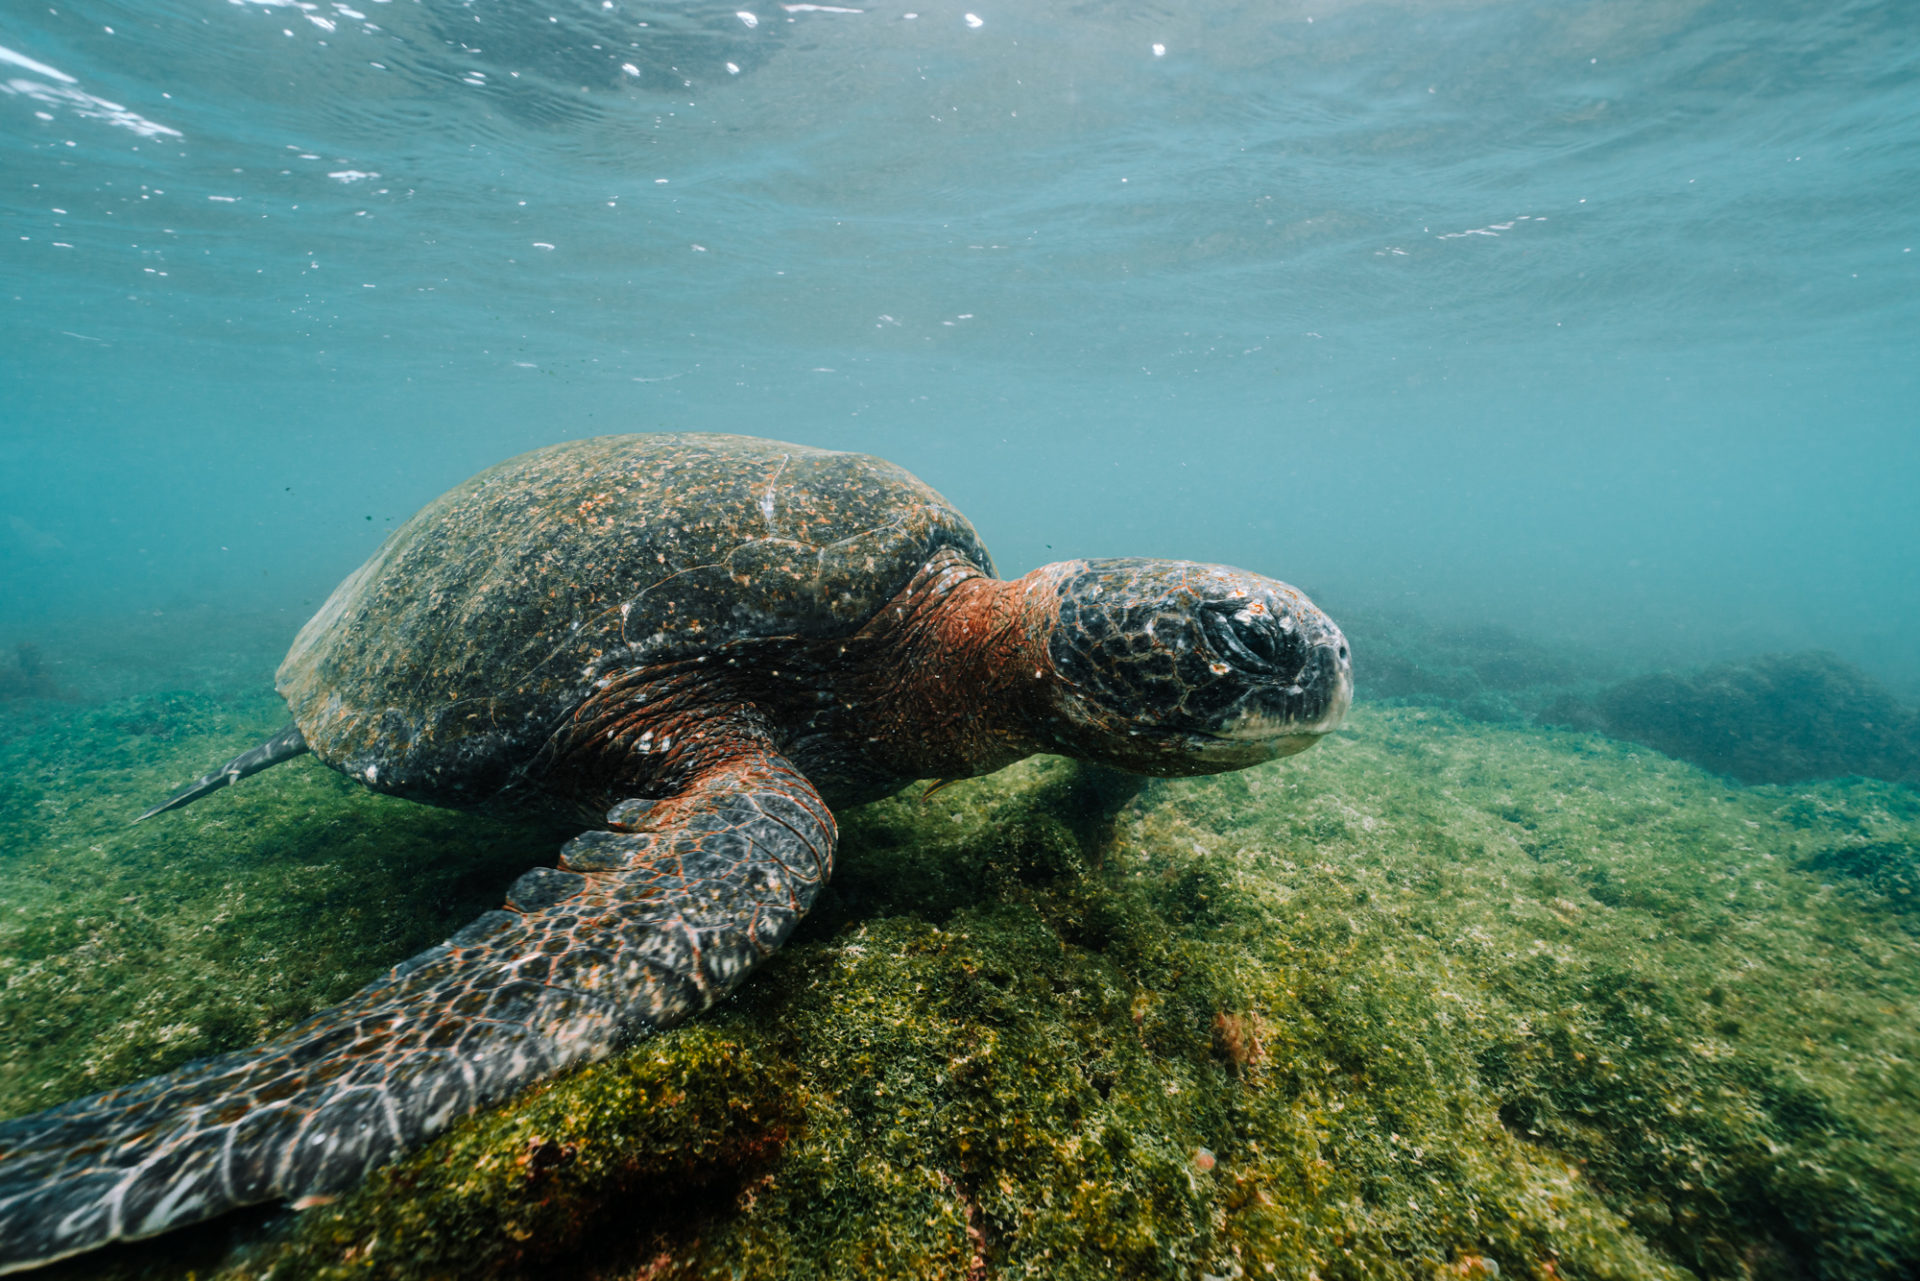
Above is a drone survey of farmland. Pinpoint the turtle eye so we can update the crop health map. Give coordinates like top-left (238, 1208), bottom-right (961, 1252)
top-left (1200, 602), bottom-right (1294, 677)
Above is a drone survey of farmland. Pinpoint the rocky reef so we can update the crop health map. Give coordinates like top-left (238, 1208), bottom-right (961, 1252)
top-left (1577, 652), bottom-right (1920, 787)
top-left (0, 643), bottom-right (59, 702)
top-left (1342, 608), bottom-right (1920, 788)
top-left (3, 688), bottom-right (1918, 1280)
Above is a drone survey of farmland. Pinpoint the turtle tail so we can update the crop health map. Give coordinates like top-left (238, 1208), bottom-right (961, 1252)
top-left (134, 723), bottom-right (309, 822)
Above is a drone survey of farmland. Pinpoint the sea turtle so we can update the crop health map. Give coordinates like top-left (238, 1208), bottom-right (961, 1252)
top-left (0, 433), bottom-right (1350, 1271)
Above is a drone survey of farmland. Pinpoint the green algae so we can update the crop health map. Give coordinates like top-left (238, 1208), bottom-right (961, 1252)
top-left (4, 691), bottom-right (1918, 1280)
top-left (248, 1027), bottom-right (798, 1280)
top-left (1802, 840), bottom-right (1920, 914)
top-left (1583, 653), bottom-right (1920, 787)
top-left (0, 689), bottom-right (561, 1118)
top-left (1339, 608), bottom-right (1920, 789)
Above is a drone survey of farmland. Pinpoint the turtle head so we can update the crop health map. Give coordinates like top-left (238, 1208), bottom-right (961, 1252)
top-left (1031, 559), bottom-right (1351, 776)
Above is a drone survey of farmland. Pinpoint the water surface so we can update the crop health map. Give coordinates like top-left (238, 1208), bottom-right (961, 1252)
top-left (3, 0), bottom-right (1916, 689)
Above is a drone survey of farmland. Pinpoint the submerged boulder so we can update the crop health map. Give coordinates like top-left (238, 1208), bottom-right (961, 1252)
top-left (1803, 839), bottom-right (1920, 914)
top-left (1345, 607), bottom-right (1920, 789)
top-left (1586, 651), bottom-right (1920, 786)
top-left (1337, 607), bottom-right (1608, 727)
top-left (0, 643), bottom-right (58, 701)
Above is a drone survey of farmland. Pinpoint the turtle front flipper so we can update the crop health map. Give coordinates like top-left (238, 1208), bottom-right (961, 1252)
top-left (0, 735), bottom-right (835, 1274)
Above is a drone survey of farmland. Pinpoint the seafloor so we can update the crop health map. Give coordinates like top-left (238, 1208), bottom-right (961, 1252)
top-left (0, 612), bottom-right (1915, 1281)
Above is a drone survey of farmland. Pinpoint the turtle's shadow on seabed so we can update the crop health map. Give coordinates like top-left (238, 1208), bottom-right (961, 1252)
top-left (798, 759), bottom-right (1147, 943)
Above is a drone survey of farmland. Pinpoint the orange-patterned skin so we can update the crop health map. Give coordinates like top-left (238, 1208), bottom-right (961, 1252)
top-left (0, 435), bottom-right (1349, 1273)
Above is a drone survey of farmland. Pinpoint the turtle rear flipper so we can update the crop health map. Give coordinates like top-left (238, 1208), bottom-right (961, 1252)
top-left (0, 731), bottom-right (835, 1272)
top-left (133, 723), bottom-right (310, 822)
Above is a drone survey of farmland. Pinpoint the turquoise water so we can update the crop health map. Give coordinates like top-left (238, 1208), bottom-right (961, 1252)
top-left (4, 0), bottom-right (1917, 689)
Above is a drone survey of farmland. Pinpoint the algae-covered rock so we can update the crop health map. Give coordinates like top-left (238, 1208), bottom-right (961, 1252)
top-left (1802, 840), bottom-right (1920, 915)
top-left (0, 690), bottom-right (560, 1122)
top-left (246, 1027), bottom-right (798, 1280)
top-left (1337, 607), bottom-right (1611, 727)
top-left (1586, 652), bottom-right (1920, 787)
top-left (0, 644), bottom-right (60, 702)
top-left (4, 693), bottom-right (1919, 1280)
top-left (1342, 608), bottom-right (1920, 790)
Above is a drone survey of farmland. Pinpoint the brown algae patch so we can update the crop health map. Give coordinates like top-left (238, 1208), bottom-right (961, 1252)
top-left (4, 702), bottom-right (1917, 1279)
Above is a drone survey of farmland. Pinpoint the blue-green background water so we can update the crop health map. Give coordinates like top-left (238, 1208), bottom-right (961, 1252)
top-left (2, 0), bottom-right (1917, 691)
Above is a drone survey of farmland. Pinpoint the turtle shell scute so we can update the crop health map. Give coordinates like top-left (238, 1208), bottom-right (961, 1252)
top-left (277, 434), bottom-right (990, 804)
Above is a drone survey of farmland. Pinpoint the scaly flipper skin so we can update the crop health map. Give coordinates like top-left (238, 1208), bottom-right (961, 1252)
top-left (0, 728), bottom-right (833, 1275)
